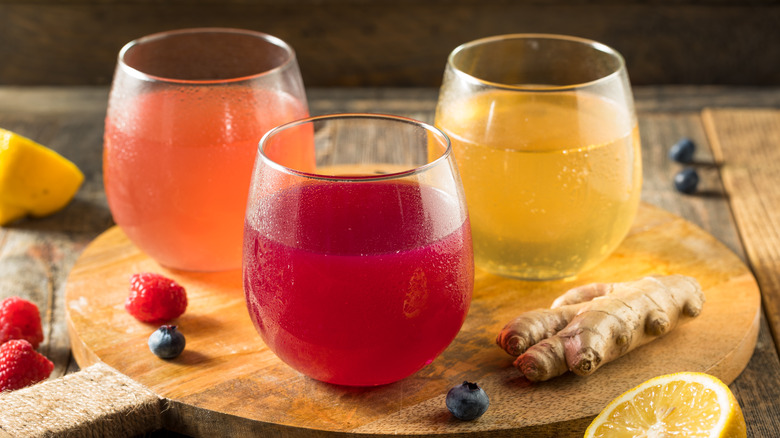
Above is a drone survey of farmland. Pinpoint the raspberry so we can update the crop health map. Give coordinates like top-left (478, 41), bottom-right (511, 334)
top-left (0, 339), bottom-right (54, 392)
top-left (125, 273), bottom-right (187, 323)
top-left (0, 296), bottom-right (44, 348)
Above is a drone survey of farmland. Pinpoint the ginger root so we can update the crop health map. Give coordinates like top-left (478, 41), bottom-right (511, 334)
top-left (496, 275), bottom-right (704, 381)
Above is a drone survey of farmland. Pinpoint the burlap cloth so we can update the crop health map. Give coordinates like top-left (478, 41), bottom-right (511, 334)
top-left (0, 363), bottom-right (161, 437)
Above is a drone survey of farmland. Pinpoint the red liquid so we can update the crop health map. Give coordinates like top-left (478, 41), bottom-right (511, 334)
top-left (243, 181), bottom-right (473, 386)
top-left (104, 86), bottom-right (310, 271)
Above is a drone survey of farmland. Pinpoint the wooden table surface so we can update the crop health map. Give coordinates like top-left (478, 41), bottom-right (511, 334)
top-left (1, 85), bottom-right (780, 436)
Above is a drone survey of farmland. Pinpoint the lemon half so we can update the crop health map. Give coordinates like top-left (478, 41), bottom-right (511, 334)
top-left (0, 128), bottom-right (84, 225)
top-left (585, 372), bottom-right (747, 438)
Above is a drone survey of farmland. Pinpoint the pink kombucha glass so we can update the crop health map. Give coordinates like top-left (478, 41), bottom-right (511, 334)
top-left (104, 28), bottom-right (311, 271)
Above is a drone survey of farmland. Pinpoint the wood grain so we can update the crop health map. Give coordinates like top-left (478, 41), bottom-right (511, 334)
top-left (704, 109), bottom-right (780, 350)
top-left (0, 1), bottom-right (778, 86)
top-left (0, 88), bottom-right (115, 377)
top-left (64, 203), bottom-right (760, 437)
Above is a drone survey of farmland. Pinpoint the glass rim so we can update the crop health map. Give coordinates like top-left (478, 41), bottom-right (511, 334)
top-left (447, 33), bottom-right (627, 92)
top-left (258, 113), bottom-right (453, 182)
top-left (117, 27), bottom-right (297, 85)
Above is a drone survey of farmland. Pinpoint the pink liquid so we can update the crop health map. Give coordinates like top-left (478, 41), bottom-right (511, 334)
top-left (104, 86), bottom-right (310, 271)
top-left (243, 181), bottom-right (473, 386)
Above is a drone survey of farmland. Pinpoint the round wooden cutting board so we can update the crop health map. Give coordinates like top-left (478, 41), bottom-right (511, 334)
top-left (65, 203), bottom-right (760, 437)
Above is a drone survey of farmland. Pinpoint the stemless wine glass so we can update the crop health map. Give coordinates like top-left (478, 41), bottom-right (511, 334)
top-left (435, 34), bottom-right (642, 280)
top-left (242, 114), bottom-right (474, 386)
top-left (104, 28), bottom-right (311, 271)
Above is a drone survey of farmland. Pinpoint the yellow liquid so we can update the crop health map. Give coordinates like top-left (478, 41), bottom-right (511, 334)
top-left (435, 90), bottom-right (642, 279)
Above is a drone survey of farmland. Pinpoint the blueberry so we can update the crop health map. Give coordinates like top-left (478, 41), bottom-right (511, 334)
top-left (445, 381), bottom-right (489, 421)
top-left (148, 325), bottom-right (185, 359)
top-left (674, 168), bottom-right (699, 194)
top-left (668, 137), bottom-right (696, 163)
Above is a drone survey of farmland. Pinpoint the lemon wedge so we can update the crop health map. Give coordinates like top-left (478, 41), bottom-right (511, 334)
top-left (585, 372), bottom-right (747, 438)
top-left (0, 128), bottom-right (84, 225)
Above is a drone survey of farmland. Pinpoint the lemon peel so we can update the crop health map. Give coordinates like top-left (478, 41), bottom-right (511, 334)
top-left (585, 372), bottom-right (747, 438)
top-left (0, 128), bottom-right (84, 225)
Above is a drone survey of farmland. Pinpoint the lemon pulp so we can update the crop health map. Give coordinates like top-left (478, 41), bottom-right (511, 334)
top-left (585, 372), bottom-right (747, 438)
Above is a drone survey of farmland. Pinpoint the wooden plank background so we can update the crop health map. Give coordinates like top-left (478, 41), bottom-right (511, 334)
top-left (704, 109), bottom-right (780, 358)
top-left (1, 0), bottom-right (779, 86)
